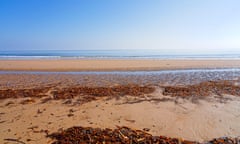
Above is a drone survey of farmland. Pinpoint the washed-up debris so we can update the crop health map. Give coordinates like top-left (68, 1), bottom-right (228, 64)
top-left (37, 109), bottom-right (43, 114)
top-left (47, 126), bottom-right (239, 144)
top-left (41, 97), bottom-right (53, 104)
top-left (0, 120), bottom-right (6, 123)
top-left (20, 98), bottom-right (36, 104)
top-left (0, 87), bottom-right (50, 99)
top-left (5, 101), bottom-right (14, 106)
top-left (0, 85), bottom-right (155, 101)
top-left (1, 80), bottom-right (240, 104)
top-left (163, 80), bottom-right (240, 98)
top-left (143, 128), bottom-right (150, 132)
top-left (67, 113), bottom-right (74, 117)
top-left (4, 138), bottom-right (26, 144)
top-left (28, 125), bottom-right (39, 130)
top-left (47, 126), bottom-right (185, 144)
top-left (51, 84), bottom-right (155, 99)
top-left (208, 137), bottom-right (240, 144)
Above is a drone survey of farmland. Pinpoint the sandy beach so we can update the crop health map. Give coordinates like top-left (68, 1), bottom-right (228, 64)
top-left (1, 59), bottom-right (240, 71)
top-left (2, 0), bottom-right (240, 143)
top-left (0, 60), bottom-right (240, 143)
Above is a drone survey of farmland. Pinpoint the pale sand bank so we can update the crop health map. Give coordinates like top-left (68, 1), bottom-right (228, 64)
top-left (1, 59), bottom-right (240, 71)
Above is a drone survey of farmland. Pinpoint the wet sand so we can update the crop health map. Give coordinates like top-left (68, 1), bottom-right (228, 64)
top-left (1, 59), bottom-right (240, 71)
top-left (1, 69), bottom-right (240, 143)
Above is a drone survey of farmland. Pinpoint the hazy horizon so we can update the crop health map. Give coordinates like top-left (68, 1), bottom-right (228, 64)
top-left (1, 0), bottom-right (240, 55)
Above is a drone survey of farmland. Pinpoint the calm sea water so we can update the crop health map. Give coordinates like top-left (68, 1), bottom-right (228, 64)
top-left (0, 50), bottom-right (240, 59)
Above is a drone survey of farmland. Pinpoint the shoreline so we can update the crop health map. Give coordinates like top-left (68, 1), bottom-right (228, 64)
top-left (1, 59), bottom-right (240, 71)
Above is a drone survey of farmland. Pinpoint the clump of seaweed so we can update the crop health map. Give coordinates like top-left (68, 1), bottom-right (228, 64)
top-left (163, 80), bottom-right (240, 98)
top-left (47, 126), bottom-right (240, 144)
top-left (51, 84), bottom-right (155, 99)
top-left (0, 87), bottom-right (50, 99)
top-left (0, 85), bottom-right (155, 100)
top-left (0, 85), bottom-right (155, 105)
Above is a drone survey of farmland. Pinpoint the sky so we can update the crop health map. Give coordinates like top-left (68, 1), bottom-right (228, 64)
top-left (0, 0), bottom-right (240, 54)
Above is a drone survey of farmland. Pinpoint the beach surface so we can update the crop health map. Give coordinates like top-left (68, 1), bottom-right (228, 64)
top-left (0, 60), bottom-right (240, 143)
top-left (1, 59), bottom-right (240, 71)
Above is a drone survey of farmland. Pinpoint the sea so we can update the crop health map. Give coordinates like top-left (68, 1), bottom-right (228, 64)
top-left (0, 50), bottom-right (240, 59)
top-left (1, 49), bottom-right (240, 85)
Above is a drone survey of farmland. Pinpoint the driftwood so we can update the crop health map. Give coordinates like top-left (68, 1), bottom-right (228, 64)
top-left (4, 138), bottom-right (26, 144)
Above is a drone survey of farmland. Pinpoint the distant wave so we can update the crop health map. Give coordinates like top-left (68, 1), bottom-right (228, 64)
top-left (0, 55), bottom-right (62, 59)
top-left (0, 50), bottom-right (240, 60)
top-left (1, 55), bottom-right (240, 60)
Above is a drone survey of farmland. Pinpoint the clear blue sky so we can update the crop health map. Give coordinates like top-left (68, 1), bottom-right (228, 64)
top-left (0, 0), bottom-right (240, 54)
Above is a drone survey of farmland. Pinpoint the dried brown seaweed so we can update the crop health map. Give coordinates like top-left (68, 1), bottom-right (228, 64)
top-left (47, 126), bottom-right (240, 144)
top-left (51, 84), bottom-right (155, 99)
top-left (1, 80), bottom-right (240, 104)
top-left (0, 87), bottom-right (50, 99)
top-left (163, 80), bottom-right (240, 98)
top-left (0, 85), bottom-right (155, 103)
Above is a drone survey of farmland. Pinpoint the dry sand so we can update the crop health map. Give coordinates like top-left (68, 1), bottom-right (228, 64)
top-left (1, 90), bottom-right (240, 144)
top-left (1, 59), bottom-right (240, 71)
